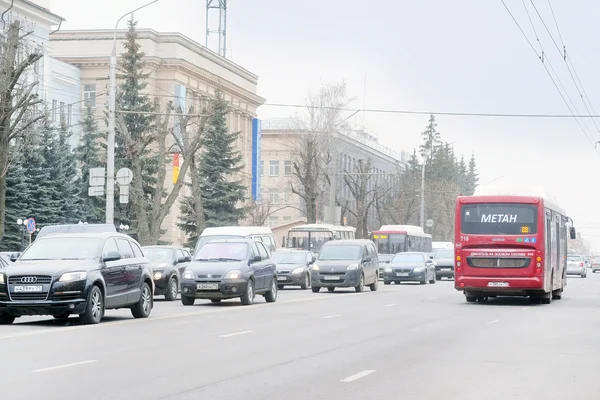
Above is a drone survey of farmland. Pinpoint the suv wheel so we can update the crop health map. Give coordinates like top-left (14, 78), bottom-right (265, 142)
top-left (264, 277), bottom-right (278, 303)
top-left (355, 273), bottom-right (364, 292)
top-left (0, 314), bottom-right (16, 325)
top-left (241, 279), bottom-right (255, 305)
top-left (131, 282), bottom-right (152, 319)
top-left (181, 295), bottom-right (195, 306)
top-left (164, 277), bottom-right (178, 301)
top-left (80, 285), bottom-right (104, 325)
top-left (369, 276), bottom-right (378, 291)
top-left (312, 286), bottom-right (321, 293)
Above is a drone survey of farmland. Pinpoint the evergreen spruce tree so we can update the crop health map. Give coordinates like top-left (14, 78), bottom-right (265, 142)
top-left (0, 141), bottom-right (30, 251)
top-left (465, 153), bottom-right (479, 195)
top-left (419, 114), bottom-right (441, 159)
top-left (56, 123), bottom-right (84, 223)
top-left (457, 155), bottom-right (468, 195)
top-left (33, 120), bottom-right (63, 225)
top-left (179, 91), bottom-right (246, 247)
top-left (74, 106), bottom-right (105, 223)
top-left (114, 15), bottom-right (158, 238)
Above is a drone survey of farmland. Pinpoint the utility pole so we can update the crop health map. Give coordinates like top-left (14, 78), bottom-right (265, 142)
top-left (106, 0), bottom-right (160, 224)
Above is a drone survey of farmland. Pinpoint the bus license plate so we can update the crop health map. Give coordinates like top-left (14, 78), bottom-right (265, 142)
top-left (487, 282), bottom-right (509, 287)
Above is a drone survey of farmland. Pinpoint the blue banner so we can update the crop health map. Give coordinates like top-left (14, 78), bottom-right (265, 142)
top-left (251, 118), bottom-right (261, 201)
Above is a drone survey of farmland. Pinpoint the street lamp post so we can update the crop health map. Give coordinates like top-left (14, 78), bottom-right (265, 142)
top-left (119, 224), bottom-right (130, 234)
top-left (106, 0), bottom-right (161, 225)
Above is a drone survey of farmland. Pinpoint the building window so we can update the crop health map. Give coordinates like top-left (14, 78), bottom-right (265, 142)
top-left (269, 160), bottom-right (279, 176)
top-left (260, 160), bottom-right (264, 176)
top-left (83, 84), bottom-right (96, 107)
top-left (283, 216), bottom-right (292, 222)
top-left (60, 102), bottom-right (65, 124)
top-left (269, 190), bottom-right (280, 204)
top-left (51, 99), bottom-right (57, 122)
top-left (268, 216), bottom-right (279, 227)
top-left (284, 160), bottom-right (292, 176)
top-left (67, 104), bottom-right (73, 126)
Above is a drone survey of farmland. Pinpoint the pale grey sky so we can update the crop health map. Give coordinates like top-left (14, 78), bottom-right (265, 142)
top-left (44, 0), bottom-right (600, 248)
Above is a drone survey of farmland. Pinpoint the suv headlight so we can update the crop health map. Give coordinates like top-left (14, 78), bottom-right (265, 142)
top-left (291, 267), bottom-right (304, 275)
top-left (347, 263), bottom-right (359, 270)
top-left (224, 270), bottom-right (242, 279)
top-left (182, 270), bottom-right (195, 280)
top-left (59, 271), bottom-right (87, 282)
top-left (0, 273), bottom-right (4, 284)
top-left (413, 267), bottom-right (425, 272)
top-left (153, 271), bottom-right (164, 280)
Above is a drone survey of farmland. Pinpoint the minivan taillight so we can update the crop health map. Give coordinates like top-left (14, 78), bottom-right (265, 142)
top-left (580, 262), bottom-right (584, 267)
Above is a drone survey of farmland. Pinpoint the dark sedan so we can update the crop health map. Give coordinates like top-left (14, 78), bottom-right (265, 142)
top-left (275, 249), bottom-right (315, 289)
top-left (0, 232), bottom-right (154, 325)
top-left (180, 239), bottom-right (278, 306)
top-left (382, 252), bottom-right (436, 285)
top-left (433, 248), bottom-right (454, 280)
top-left (143, 246), bottom-right (191, 301)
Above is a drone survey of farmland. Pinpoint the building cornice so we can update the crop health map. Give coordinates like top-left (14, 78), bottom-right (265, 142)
top-left (2, 0), bottom-right (64, 25)
top-left (50, 29), bottom-right (257, 83)
top-left (55, 56), bottom-right (265, 109)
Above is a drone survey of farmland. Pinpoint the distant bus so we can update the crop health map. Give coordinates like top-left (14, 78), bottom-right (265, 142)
top-left (285, 224), bottom-right (356, 253)
top-left (454, 185), bottom-right (576, 304)
top-left (371, 225), bottom-right (432, 255)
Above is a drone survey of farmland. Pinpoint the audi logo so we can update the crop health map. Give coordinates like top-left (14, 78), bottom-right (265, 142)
top-left (20, 276), bottom-right (38, 284)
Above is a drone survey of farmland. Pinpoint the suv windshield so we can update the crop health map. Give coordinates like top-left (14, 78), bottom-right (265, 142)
top-left (434, 249), bottom-right (454, 258)
top-left (195, 242), bottom-right (248, 261)
top-left (275, 252), bottom-right (306, 264)
top-left (318, 245), bottom-right (361, 261)
top-left (461, 203), bottom-right (537, 235)
top-left (144, 248), bottom-right (174, 263)
top-left (20, 237), bottom-right (103, 260)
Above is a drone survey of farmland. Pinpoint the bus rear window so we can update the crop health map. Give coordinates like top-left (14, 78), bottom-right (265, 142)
top-left (461, 203), bottom-right (538, 235)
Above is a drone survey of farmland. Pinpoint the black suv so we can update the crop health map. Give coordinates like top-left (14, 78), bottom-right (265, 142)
top-left (0, 232), bottom-right (154, 325)
top-left (180, 238), bottom-right (277, 306)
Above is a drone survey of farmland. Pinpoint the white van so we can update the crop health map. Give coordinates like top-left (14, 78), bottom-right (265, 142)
top-left (193, 226), bottom-right (277, 256)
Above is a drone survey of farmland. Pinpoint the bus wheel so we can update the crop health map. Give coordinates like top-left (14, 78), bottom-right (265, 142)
top-left (540, 292), bottom-right (552, 304)
top-left (552, 289), bottom-right (562, 300)
top-left (466, 296), bottom-right (476, 303)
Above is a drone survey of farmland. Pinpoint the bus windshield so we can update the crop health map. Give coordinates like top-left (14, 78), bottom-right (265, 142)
top-left (461, 203), bottom-right (538, 235)
top-left (287, 230), bottom-right (332, 253)
top-left (373, 233), bottom-right (406, 254)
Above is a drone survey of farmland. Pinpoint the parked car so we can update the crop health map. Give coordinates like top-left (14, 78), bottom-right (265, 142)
top-left (592, 256), bottom-right (600, 273)
top-left (433, 247), bottom-right (454, 280)
top-left (310, 239), bottom-right (379, 293)
top-left (0, 232), bottom-right (154, 325)
top-left (274, 249), bottom-right (315, 289)
top-left (143, 245), bottom-right (192, 301)
top-left (382, 252), bottom-right (436, 285)
top-left (180, 238), bottom-right (277, 306)
top-left (566, 255), bottom-right (587, 278)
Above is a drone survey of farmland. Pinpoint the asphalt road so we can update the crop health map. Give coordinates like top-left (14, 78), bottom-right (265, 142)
top-left (1, 274), bottom-right (600, 400)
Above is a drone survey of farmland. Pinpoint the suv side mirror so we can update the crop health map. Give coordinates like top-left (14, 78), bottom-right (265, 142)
top-left (184, 256), bottom-right (192, 262)
top-left (569, 227), bottom-right (577, 240)
top-left (177, 256), bottom-right (187, 263)
top-left (363, 255), bottom-right (372, 263)
top-left (10, 252), bottom-right (19, 262)
top-left (308, 255), bottom-right (316, 265)
top-left (103, 251), bottom-right (121, 262)
top-left (251, 255), bottom-right (262, 263)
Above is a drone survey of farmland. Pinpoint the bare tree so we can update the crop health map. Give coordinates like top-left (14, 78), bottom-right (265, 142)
top-left (288, 82), bottom-right (352, 223)
top-left (0, 20), bottom-right (45, 239)
top-left (116, 101), bottom-right (208, 245)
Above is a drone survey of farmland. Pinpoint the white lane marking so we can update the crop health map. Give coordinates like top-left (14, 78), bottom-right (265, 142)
top-left (384, 303), bottom-right (397, 307)
top-left (341, 370), bottom-right (376, 383)
top-left (321, 314), bottom-right (341, 319)
top-left (428, 297), bottom-right (438, 300)
top-left (32, 359), bottom-right (96, 373)
top-left (1, 289), bottom-right (392, 340)
top-left (219, 330), bottom-right (253, 338)
top-left (487, 319), bottom-right (500, 325)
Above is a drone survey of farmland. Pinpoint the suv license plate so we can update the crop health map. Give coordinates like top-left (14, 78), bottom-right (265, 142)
top-left (323, 276), bottom-right (340, 280)
top-left (196, 283), bottom-right (219, 290)
top-left (487, 282), bottom-right (509, 287)
top-left (13, 285), bottom-right (43, 292)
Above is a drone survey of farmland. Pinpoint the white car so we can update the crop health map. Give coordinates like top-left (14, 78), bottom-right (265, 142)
top-left (566, 255), bottom-right (587, 278)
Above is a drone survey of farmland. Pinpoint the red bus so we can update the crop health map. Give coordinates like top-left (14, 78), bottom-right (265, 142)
top-left (454, 186), bottom-right (576, 304)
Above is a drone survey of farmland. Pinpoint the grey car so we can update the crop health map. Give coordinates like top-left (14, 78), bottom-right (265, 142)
top-left (433, 248), bottom-right (454, 280)
top-left (567, 255), bottom-right (587, 278)
top-left (310, 239), bottom-right (379, 293)
top-left (383, 252), bottom-right (436, 285)
top-left (275, 249), bottom-right (315, 290)
top-left (378, 254), bottom-right (394, 279)
top-left (179, 239), bottom-right (278, 306)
